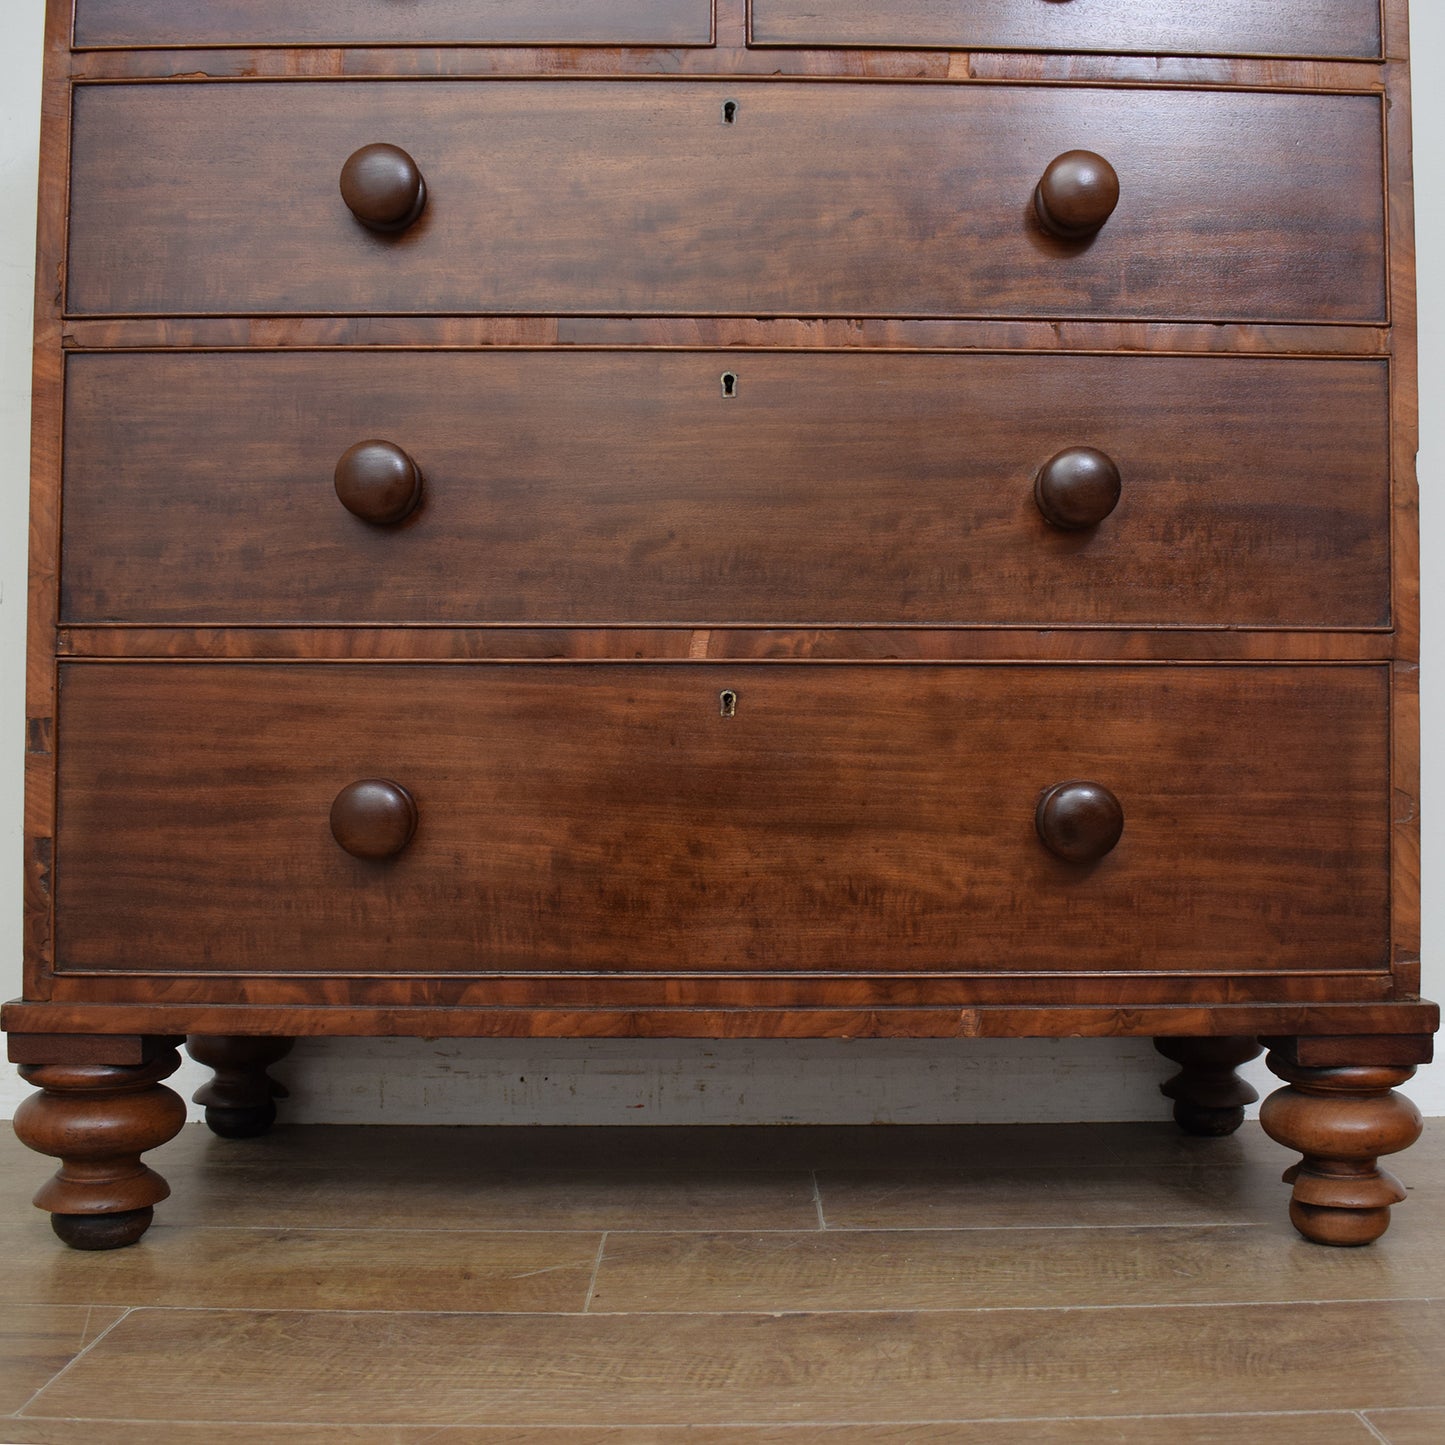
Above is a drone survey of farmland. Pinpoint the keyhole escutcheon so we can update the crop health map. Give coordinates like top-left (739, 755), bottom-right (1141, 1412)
top-left (722, 99), bottom-right (738, 125)
top-left (721, 371), bottom-right (738, 398)
top-left (719, 689), bottom-right (738, 717)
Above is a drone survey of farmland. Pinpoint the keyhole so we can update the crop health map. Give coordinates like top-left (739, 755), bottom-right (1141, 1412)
top-left (719, 689), bottom-right (738, 717)
top-left (722, 99), bottom-right (738, 125)
top-left (721, 372), bottom-right (737, 398)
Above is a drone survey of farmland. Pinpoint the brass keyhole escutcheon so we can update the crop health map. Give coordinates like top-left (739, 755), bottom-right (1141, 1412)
top-left (719, 689), bottom-right (738, 717)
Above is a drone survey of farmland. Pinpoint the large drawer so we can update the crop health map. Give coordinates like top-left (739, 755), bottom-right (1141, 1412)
top-left (54, 664), bottom-right (1390, 978)
top-left (61, 351), bottom-right (1390, 629)
top-left (65, 82), bottom-right (1386, 324)
top-left (749, 0), bottom-right (1382, 60)
top-left (73, 0), bottom-right (713, 48)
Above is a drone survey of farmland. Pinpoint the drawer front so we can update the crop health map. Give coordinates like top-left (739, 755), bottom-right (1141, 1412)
top-left (61, 352), bottom-right (1390, 629)
top-left (73, 0), bottom-right (713, 48)
top-left (65, 82), bottom-right (1386, 324)
top-left (750, 0), bottom-right (1382, 60)
top-left (54, 664), bottom-right (1389, 978)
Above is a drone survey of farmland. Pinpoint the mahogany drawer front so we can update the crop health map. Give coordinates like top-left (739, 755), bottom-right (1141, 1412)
top-left (53, 663), bottom-right (1389, 979)
top-left (73, 0), bottom-right (713, 48)
top-left (61, 351), bottom-right (1390, 629)
top-left (65, 82), bottom-right (1386, 324)
top-left (749, 0), bottom-right (1382, 60)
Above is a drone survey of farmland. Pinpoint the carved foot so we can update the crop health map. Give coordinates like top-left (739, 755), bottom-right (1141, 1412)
top-left (13, 1048), bottom-right (187, 1249)
top-left (186, 1035), bottom-right (294, 1138)
top-left (1261, 1051), bottom-right (1423, 1246)
top-left (1154, 1036), bottom-right (1262, 1136)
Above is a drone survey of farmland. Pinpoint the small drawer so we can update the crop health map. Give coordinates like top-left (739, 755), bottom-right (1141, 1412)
top-left (54, 663), bottom-right (1389, 980)
top-left (64, 81), bottom-right (1386, 324)
top-left (749, 0), bottom-right (1382, 60)
top-left (73, 0), bottom-right (713, 49)
top-left (61, 351), bottom-right (1390, 629)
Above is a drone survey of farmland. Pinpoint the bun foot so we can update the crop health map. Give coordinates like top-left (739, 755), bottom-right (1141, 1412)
top-left (203, 1101), bottom-right (279, 1139)
top-left (187, 1036), bottom-right (293, 1139)
top-left (1262, 1050), bottom-right (1423, 1247)
top-left (51, 1207), bottom-right (155, 1251)
top-left (1154, 1037), bottom-right (1262, 1138)
top-left (13, 1047), bottom-right (186, 1250)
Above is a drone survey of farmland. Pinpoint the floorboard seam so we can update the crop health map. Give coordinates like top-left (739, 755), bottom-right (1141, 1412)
top-left (582, 1231), bottom-right (607, 1313)
top-left (1355, 1412), bottom-right (1395, 1443)
top-left (20, 1297), bottom-right (1429, 1320)
top-left (10, 1305), bottom-right (135, 1419)
top-left (6, 1408), bottom-right (1423, 1430)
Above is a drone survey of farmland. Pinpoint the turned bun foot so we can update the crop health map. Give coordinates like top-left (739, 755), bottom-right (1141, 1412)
top-left (1154, 1037), bottom-right (1262, 1138)
top-left (13, 1048), bottom-right (186, 1250)
top-left (186, 1035), bottom-right (294, 1139)
top-left (203, 1101), bottom-right (278, 1139)
top-left (1262, 1053), bottom-right (1423, 1247)
top-left (52, 1207), bottom-right (156, 1251)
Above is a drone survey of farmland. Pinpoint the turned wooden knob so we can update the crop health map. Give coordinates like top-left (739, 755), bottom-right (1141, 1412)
top-left (334, 440), bottom-right (424, 524)
top-left (330, 779), bottom-right (418, 860)
top-left (1036, 781), bottom-right (1124, 863)
top-left (1034, 150), bottom-right (1120, 239)
top-left (340, 143), bottom-right (427, 232)
top-left (1035, 447), bottom-right (1121, 530)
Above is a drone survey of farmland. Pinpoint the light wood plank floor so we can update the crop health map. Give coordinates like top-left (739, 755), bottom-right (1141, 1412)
top-left (0, 1118), bottom-right (1440, 1442)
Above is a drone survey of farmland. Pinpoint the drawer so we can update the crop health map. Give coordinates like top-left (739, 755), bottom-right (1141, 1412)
top-left (750, 0), bottom-right (1382, 60)
top-left (61, 351), bottom-right (1390, 629)
top-left (73, 0), bottom-right (713, 48)
top-left (65, 82), bottom-right (1386, 324)
top-left (54, 664), bottom-right (1389, 978)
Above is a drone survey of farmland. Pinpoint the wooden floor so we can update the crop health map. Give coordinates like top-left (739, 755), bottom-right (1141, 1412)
top-left (0, 1118), bottom-right (1441, 1443)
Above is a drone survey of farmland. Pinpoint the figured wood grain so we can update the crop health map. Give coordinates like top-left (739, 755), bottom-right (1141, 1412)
top-left (59, 351), bottom-right (1391, 629)
top-left (64, 82), bottom-right (1386, 324)
top-left (54, 316), bottom-right (1397, 353)
top-left (50, 629), bottom-right (1400, 665)
top-left (72, 0), bottom-right (714, 48)
top-left (61, 40), bottom-right (1391, 93)
top-left (51, 663), bottom-right (1390, 978)
top-left (750, 0), bottom-right (1381, 59)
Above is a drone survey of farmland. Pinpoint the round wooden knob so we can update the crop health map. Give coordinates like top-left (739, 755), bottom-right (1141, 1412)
top-left (340, 144), bottom-right (427, 232)
top-left (1035, 447), bottom-right (1121, 530)
top-left (330, 779), bottom-right (418, 860)
top-left (334, 440), bottom-right (423, 525)
top-left (1036, 781), bottom-right (1124, 863)
top-left (1034, 150), bottom-right (1120, 239)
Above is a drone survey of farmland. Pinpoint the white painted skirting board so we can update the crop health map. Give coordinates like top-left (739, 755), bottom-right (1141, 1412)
top-left (1, 1039), bottom-right (1439, 1126)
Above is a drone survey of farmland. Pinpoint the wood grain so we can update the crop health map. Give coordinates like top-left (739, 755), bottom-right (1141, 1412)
top-left (18, 1302), bottom-right (1445, 1425)
top-left (73, 0), bottom-right (714, 48)
top-left (59, 351), bottom-right (1391, 629)
top-left (51, 663), bottom-right (1390, 978)
top-left (588, 1223), bottom-right (1445, 1312)
top-left (0, 1304), bottom-right (127, 1414)
top-left (749, 0), bottom-right (1382, 60)
top-left (65, 82), bottom-right (1386, 324)
top-left (0, 1226), bottom-right (601, 1312)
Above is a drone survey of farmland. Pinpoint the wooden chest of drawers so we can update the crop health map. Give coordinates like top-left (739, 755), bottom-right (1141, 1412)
top-left (5, 0), bottom-right (1435, 1251)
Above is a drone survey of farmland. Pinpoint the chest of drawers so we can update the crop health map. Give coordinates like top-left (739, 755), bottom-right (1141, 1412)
top-left (4, 0), bottom-right (1435, 1251)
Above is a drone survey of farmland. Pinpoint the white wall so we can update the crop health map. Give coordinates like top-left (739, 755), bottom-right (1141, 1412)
top-left (1, 3), bottom-right (1440, 1124)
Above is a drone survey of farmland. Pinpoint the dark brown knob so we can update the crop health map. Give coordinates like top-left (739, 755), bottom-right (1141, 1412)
top-left (1034, 447), bottom-right (1121, 530)
top-left (334, 440), bottom-right (424, 525)
top-left (1034, 150), bottom-right (1120, 239)
top-left (340, 143), bottom-right (427, 233)
top-left (1036, 781), bottom-right (1124, 864)
top-left (330, 779), bottom-right (418, 860)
